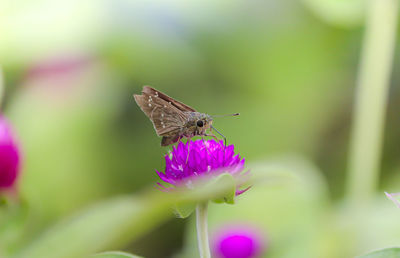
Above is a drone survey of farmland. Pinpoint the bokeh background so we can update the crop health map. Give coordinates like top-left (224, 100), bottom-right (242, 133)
top-left (1, 0), bottom-right (400, 257)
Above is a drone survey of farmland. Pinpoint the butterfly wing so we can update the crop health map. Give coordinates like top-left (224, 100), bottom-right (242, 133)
top-left (142, 86), bottom-right (196, 112)
top-left (134, 88), bottom-right (188, 137)
top-left (161, 135), bottom-right (182, 146)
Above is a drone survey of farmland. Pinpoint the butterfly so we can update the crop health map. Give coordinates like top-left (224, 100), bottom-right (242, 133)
top-left (134, 86), bottom-right (238, 146)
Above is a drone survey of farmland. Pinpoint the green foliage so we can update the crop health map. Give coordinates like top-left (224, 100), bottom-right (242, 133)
top-left (173, 202), bottom-right (196, 219)
top-left (209, 173), bottom-right (237, 205)
top-left (13, 196), bottom-right (164, 258)
top-left (1, 1), bottom-right (400, 257)
top-left (173, 173), bottom-right (242, 218)
top-left (9, 176), bottom-right (238, 258)
top-left (301, 0), bottom-right (366, 27)
top-left (179, 157), bottom-right (331, 258)
top-left (357, 248), bottom-right (400, 258)
top-left (92, 251), bottom-right (143, 258)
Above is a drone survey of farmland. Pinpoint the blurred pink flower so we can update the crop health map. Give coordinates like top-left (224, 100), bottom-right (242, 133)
top-left (0, 114), bottom-right (21, 189)
top-left (212, 224), bottom-right (266, 258)
top-left (26, 54), bottom-right (91, 79)
top-left (23, 54), bottom-right (95, 103)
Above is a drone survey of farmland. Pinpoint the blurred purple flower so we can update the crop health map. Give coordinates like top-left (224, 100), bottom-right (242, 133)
top-left (23, 54), bottom-right (94, 103)
top-left (385, 192), bottom-right (400, 208)
top-left (212, 224), bottom-right (266, 258)
top-left (156, 139), bottom-right (249, 195)
top-left (0, 114), bottom-right (21, 189)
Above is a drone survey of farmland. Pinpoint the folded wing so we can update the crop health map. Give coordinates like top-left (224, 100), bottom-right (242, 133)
top-left (134, 88), bottom-right (187, 136)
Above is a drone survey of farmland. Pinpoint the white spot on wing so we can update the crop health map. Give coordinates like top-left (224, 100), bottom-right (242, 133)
top-left (148, 103), bottom-right (152, 107)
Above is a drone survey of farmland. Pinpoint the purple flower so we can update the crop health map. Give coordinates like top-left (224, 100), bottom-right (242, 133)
top-left (156, 139), bottom-right (249, 195)
top-left (0, 114), bottom-right (21, 189)
top-left (212, 224), bottom-right (266, 258)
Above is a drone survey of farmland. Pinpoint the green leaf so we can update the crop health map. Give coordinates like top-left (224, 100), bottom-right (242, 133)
top-left (209, 173), bottom-right (236, 204)
top-left (92, 251), bottom-right (143, 258)
top-left (13, 196), bottom-right (168, 258)
top-left (170, 173), bottom-right (238, 217)
top-left (357, 248), bottom-right (400, 258)
top-left (173, 202), bottom-right (196, 218)
top-left (13, 178), bottom-right (236, 258)
top-left (301, 0), bottom-right (366, 27)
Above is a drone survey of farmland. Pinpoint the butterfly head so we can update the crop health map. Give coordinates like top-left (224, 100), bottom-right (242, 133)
top-left (194, 113), bottom-right (213, 134)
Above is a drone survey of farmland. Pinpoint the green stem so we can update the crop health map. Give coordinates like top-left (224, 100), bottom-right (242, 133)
top-left (347, 0), bottom-right (399, 205)
top-left (196, 202), bottom-right (211, 258)
top-left (0, 67), bottom-right (3, 108)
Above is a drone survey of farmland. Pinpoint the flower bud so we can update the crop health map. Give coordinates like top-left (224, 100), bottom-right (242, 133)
top-left (0, 114), bottom-right (21, 189)
top-left (212, 224), bottom-right (266, 258)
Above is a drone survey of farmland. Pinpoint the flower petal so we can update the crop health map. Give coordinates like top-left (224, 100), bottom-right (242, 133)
top-left (156, 170), bottom-right (176, 184)
top-left (155, 139), bottom-right (248, 197)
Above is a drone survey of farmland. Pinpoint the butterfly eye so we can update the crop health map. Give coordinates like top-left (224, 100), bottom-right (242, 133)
top-left (197, 120), bottom-right (204, 127)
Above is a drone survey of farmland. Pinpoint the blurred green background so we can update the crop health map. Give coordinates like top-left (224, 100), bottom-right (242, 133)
top-left (1, 0), bottom-right (400, 257)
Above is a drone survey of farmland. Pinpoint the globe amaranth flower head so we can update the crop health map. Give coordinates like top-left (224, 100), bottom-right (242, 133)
top-left (212, 224), bottom-right (266, 258)
top-left (156, 139), bottom-right (249, 196)
top-left (0, 114), bottom-right (21, 189)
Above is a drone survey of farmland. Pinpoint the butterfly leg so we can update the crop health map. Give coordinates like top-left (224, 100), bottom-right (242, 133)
top-left (205, 131), bottom-right (227, 164)
top-left (202, 136), bottom-right (222, 165)
top-left (201, 136), bottom-right (211, 156)
top-left (202, 136), bottom-right (219, 167)
top-left (204, 133), bottom-right (220, 142)
top-left (210, 126), bottom-right (227, 147)
top-left (185, 137), bottom-right (192, 164)
top-left (204, 133), bottom-right (226, 150)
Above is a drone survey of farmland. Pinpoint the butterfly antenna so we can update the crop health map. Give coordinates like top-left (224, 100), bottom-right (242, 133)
top-left (211, 125), bottom-right (226, 146)
top-left (211, 113), bottom-right (240, 117)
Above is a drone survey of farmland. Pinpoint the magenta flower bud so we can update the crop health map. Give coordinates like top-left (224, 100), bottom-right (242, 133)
top-left (156, 139), bottom-right (250, 196)
top-left (212, 224), bottom-right (266, 258)
top-left (0, 114), bottom-right (21, 189)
